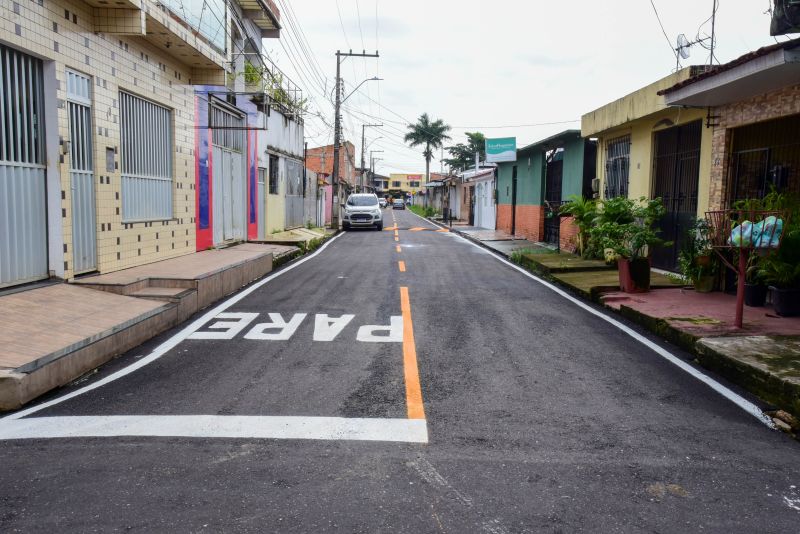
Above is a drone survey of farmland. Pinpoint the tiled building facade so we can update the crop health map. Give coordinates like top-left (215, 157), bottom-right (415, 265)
top-left (0, 0), bottom-right (225, 287)
top-left (0, 0), bottom-right (281, 289)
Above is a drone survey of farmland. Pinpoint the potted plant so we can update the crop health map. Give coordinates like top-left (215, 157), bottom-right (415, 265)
top-left (597, 197), bottom-right (669, 293)
top-left (678, 219), bottom-right (717, 293)
top-left (744, 253), bottom-right (768, 307)
top-left (759, 256), bottom-right (800, 316)
top-left (757, 213), bottom-right (800, 315)
top-left (560, 195), bottom-right (597, 258)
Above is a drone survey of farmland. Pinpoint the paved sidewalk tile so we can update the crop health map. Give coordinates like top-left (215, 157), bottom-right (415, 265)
top-left (0, 284), bottom-right (164, 370)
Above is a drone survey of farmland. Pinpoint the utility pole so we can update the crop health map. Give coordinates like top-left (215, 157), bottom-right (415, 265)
top-left (331, 49), bottom-right (379, 228)
top-left (709, 0), bottom-right (717, 66)
top-left (361, 123), bottom-right (382, 192)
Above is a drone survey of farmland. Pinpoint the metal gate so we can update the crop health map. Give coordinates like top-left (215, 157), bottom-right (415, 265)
top-left (257, 167), bottom-right (266, 239)
top-left (210, 104), bottom-right (245, 244)
top-left (728, 114), bottom-right (800, 204)
top-left (651, 120), bottom-right (701, 271)
top-left (0, 44), bottom-right (48, 288)
top-left (67, 70), bottom-right (96, 274)
top-left (285, 158), bottom-right (304, 229)
top-left (544, 154), bottom-right (563, 246)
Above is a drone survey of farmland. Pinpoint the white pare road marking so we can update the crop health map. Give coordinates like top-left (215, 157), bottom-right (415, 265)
top-left (357, 315), bottom-right (403, 343)
top-left (188, 312), bottom-right (403, 343)
top-left (1, 233), bottom-right (345, 422)
top-left (187, 313), bottom-right (258, 340)
top-left (245, 313), bottom-right (307, 341)
top-left (313, 314), bottom-right (355, 341)
top-left (407, 209), bottom-right (775, 429)
top-left (0, 416), bottom-right (429, 443)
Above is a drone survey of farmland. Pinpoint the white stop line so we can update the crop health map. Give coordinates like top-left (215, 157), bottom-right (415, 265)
top-left (0, 233), bottom-right (428, 444)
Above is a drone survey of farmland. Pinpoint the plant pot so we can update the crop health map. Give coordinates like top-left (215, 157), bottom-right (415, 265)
top-left (695, 255), bottom-right (712, 267)
top-left (744, 283), bottom-right (768, 307)
top-left (770, 286), bottom-right (800, 317)
top-left (618, 257), bottom-right (651, 293)
top-left (694, 275), bottom-right (715, 293)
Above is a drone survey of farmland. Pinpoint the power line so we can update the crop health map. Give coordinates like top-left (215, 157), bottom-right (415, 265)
top-left (649, 0), bottom-right (680, 63)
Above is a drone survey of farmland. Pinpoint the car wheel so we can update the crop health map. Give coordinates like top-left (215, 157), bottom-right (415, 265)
top-left (376, 223), bottom-right (383, 231)
top-left (343, 222), bottom-right (350, 231)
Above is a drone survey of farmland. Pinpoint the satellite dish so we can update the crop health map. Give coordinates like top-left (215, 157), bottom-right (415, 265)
top-left (677, 34), bottom-right (691, 59)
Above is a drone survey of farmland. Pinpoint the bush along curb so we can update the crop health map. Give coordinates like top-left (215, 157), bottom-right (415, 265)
top-left (273, 232), bottom-right (338, 269)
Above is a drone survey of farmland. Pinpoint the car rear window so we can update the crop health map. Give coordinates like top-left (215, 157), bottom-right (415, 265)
top-left (347, 196), bottom-right (378, 206)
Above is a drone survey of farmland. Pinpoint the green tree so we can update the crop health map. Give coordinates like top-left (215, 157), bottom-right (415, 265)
top-left (443, 132), bottom-right (486, 172)
top-left (404, 113), bottom-right (451, 182)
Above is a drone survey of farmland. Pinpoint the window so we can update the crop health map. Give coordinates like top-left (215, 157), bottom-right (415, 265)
top-left (120, 92), bottom-right (173, 221)
top-left (392, 181), bottom-right (401, 188)
top-left (409, 181), bottom-right (420, 188)
top-left (269, 154), bottom-right (280, 194)
top-left (605, 135), bottom-right (630, 199)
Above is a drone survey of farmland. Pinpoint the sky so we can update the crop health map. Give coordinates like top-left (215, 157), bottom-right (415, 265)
top-left (266, 0), bottom-right (790, 176)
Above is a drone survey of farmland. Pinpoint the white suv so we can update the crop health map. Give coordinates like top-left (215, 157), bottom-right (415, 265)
top-left (342, 193), bottom-right (383, 230)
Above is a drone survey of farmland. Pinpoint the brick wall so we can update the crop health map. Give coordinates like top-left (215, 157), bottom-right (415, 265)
top-left (496, 204), bottom-right (513, 234)
top-left (515, 205), bottom-right (544, 242)
top-left (559, 216), bottom-right (579, 253)
top-left (709, 83), bottom-right (800, 209)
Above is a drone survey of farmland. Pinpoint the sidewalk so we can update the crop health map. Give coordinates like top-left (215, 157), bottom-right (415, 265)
top-left (0, 243), bottom-right (296, 411)
top-left (452, 225), bottom-right (543, 256)
top-left (445, 222), bottom-right (800, 429)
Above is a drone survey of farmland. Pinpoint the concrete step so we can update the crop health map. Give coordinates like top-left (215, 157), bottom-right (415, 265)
top-left (129, 286), bottom-right (196, 301)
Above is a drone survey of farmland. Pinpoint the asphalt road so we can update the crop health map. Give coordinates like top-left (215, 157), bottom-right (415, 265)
top-left (1, 207), bottom-right (799, 533)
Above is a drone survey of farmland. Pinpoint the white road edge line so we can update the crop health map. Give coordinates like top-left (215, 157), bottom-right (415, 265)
top-left (3, 233), bottom-right (346, 422)
top-left (0, 416), bottom-right (429, 443)
top-left (408, 210), bottom-right (776, 429)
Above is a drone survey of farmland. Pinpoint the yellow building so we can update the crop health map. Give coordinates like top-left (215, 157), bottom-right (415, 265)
top-left (581, 66), bottom-right (713, 271)
top-left (0, 0), bottom-right (280, 289)
top-left (388, 173), bottom-right (425, 196)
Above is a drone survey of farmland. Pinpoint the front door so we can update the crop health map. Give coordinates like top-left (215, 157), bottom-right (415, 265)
top-left (0, 44), bottom-right (48, 288)
top-left (67, 70), bottom-right (97, 274)
top-left (257, 168), bottom-right (266, 240)
top-left (511, 166), bottom-right (518, 235)
top-left (652, 120), bottom-right (701, 271)
top-left (468, 186), bottom-right (475, 226)
top-left (285, 159), bottom-right (304, 229)
top-left (210, 104), bottom-right (245, 245)
top-left (544, 156), bottom-right (563, 246)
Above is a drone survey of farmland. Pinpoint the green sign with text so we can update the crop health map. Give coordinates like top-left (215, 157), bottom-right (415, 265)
top-left (485, 137), bottom-right (517, 163)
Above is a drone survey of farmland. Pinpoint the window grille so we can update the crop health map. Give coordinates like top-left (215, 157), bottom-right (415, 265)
top-left (0, 44), bottom-right (45, 165)
top-left (210, 104), bottom-right (244, 152)
top-left (605, 135), bottom-right (630, 199)
top-left (269, 154), bottom-right (279, 194)
top-left (120, 92), bottom-right (173, 221)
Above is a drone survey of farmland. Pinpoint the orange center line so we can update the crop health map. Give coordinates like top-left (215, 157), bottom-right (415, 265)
top-left (396, 245), bottom-right (401, 253)
top-left (400, 287), bottom-right (425, 420)
top-left (398, 260), bottom-right (406, 272)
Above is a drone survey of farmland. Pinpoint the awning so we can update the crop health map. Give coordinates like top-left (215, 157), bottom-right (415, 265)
top-left (425, 181), bottom-right (444, 187)
top-left (662, 41), bottom-right (800, 107)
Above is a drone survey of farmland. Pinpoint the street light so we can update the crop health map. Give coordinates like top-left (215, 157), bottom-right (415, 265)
top-left (332, 75), bottom-right (382, 225)
top-left (343, 77), bottom-right (382, 104)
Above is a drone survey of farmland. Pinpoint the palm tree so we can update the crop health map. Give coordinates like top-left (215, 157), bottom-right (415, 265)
top-left (404, 113), bottom-right (451, 182)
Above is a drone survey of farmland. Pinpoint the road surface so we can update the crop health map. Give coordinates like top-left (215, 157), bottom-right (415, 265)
top-left (1, 208), bottom-right (799, 533)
